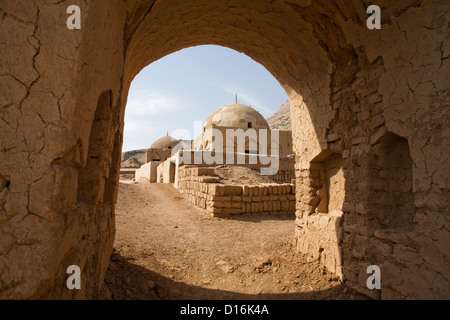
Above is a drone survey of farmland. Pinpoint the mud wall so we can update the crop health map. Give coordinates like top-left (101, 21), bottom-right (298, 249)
top-left (0, 0), bottom-right (448, 299)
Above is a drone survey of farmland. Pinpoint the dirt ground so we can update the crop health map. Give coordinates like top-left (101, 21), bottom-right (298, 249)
top-left (104, 182), bottom-right (367, 300)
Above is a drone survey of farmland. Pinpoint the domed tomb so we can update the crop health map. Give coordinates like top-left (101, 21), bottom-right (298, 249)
top-left (150, 135), bottom-right (180, 150)
top-left (205, 103), bottom-right (270, 130)
top-left (145, 135), bottom-right (180, 163)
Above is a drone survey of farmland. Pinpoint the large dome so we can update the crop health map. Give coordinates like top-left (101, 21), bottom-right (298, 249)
top-left (205, 103), bottom-right (270, 129)
top-left (150, 135), bottom-right (180, 149)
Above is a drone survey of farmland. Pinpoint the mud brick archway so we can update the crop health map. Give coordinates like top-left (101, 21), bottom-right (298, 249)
top-left (0, 0), bottom-right (449, 299)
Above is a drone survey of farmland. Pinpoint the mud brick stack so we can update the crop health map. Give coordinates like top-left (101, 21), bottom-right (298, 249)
top-left (178, 166), bottom-right (296, 217)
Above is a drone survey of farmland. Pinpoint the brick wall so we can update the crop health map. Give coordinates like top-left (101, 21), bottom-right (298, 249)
top-left (263, 170), bottom-right (295, 184)
top-left (178, 166), bottom-right (296, 217)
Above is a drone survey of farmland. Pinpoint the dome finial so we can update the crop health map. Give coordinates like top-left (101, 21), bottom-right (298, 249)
top-left (235, 93), bottom-right (238, 104)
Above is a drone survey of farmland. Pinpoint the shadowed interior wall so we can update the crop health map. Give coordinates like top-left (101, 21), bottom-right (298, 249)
top-left (377, 134), bottom-right (415, 229)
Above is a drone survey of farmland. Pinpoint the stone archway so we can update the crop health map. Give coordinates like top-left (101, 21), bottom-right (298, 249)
top-left (0, 0), bottom-right (448, 299)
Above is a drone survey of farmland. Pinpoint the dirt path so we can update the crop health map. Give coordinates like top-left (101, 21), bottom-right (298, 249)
top-left (105, 182), bottom-right (366, 300)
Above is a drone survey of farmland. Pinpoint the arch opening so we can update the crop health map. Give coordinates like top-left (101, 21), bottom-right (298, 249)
top-left (109, 44), bottom-right (323, 299)
top-left (107, 0), bottom-right (346, 300)
top-left (376, 133), bottom-right (415, 230)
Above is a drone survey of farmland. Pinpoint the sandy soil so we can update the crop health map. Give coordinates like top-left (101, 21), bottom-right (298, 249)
top-left (213, 165), bottom-right (277, 185)
top-left (104, 182), bottom-right (367, 300)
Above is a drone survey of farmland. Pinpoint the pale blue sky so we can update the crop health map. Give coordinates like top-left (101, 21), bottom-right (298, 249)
top-left (123, 45), bottom-right (288, 152)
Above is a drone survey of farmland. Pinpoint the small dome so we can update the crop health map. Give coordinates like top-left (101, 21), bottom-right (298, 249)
top-left (205, 103), bottom-right (269, 129)
top-left (150, 135), bottom-right (180, 149)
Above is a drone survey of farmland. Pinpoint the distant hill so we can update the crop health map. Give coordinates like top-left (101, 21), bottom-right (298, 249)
top-left (266, 100), bottom-right (291, 130)
top-left (121, 157), bottom-right (142, 168)
top-left (121, 149), bottom-right (146, 168)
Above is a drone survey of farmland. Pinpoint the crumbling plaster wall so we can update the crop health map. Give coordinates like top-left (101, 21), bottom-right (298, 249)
top-left (0, 0), bottom-right (448, 299)
top-left (324, 1), bottom-right (450, 299)
top-left (0, 0), bottom-right (127, 299)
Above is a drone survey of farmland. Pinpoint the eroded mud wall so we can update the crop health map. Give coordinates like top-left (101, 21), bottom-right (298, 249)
top-left (0, 0), bottom-right (448, 299)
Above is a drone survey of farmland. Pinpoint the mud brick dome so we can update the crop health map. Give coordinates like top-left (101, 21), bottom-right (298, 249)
top-left (195, 102), bottom-right (288, 155)
top-left (205, 103), bottom-right (270, 129)
top-left (150, 135), bottom-right (180, 150)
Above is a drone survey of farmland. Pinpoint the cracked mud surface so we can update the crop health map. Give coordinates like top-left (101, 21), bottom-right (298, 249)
top-left (104, 182), bottom-right (367, 300)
